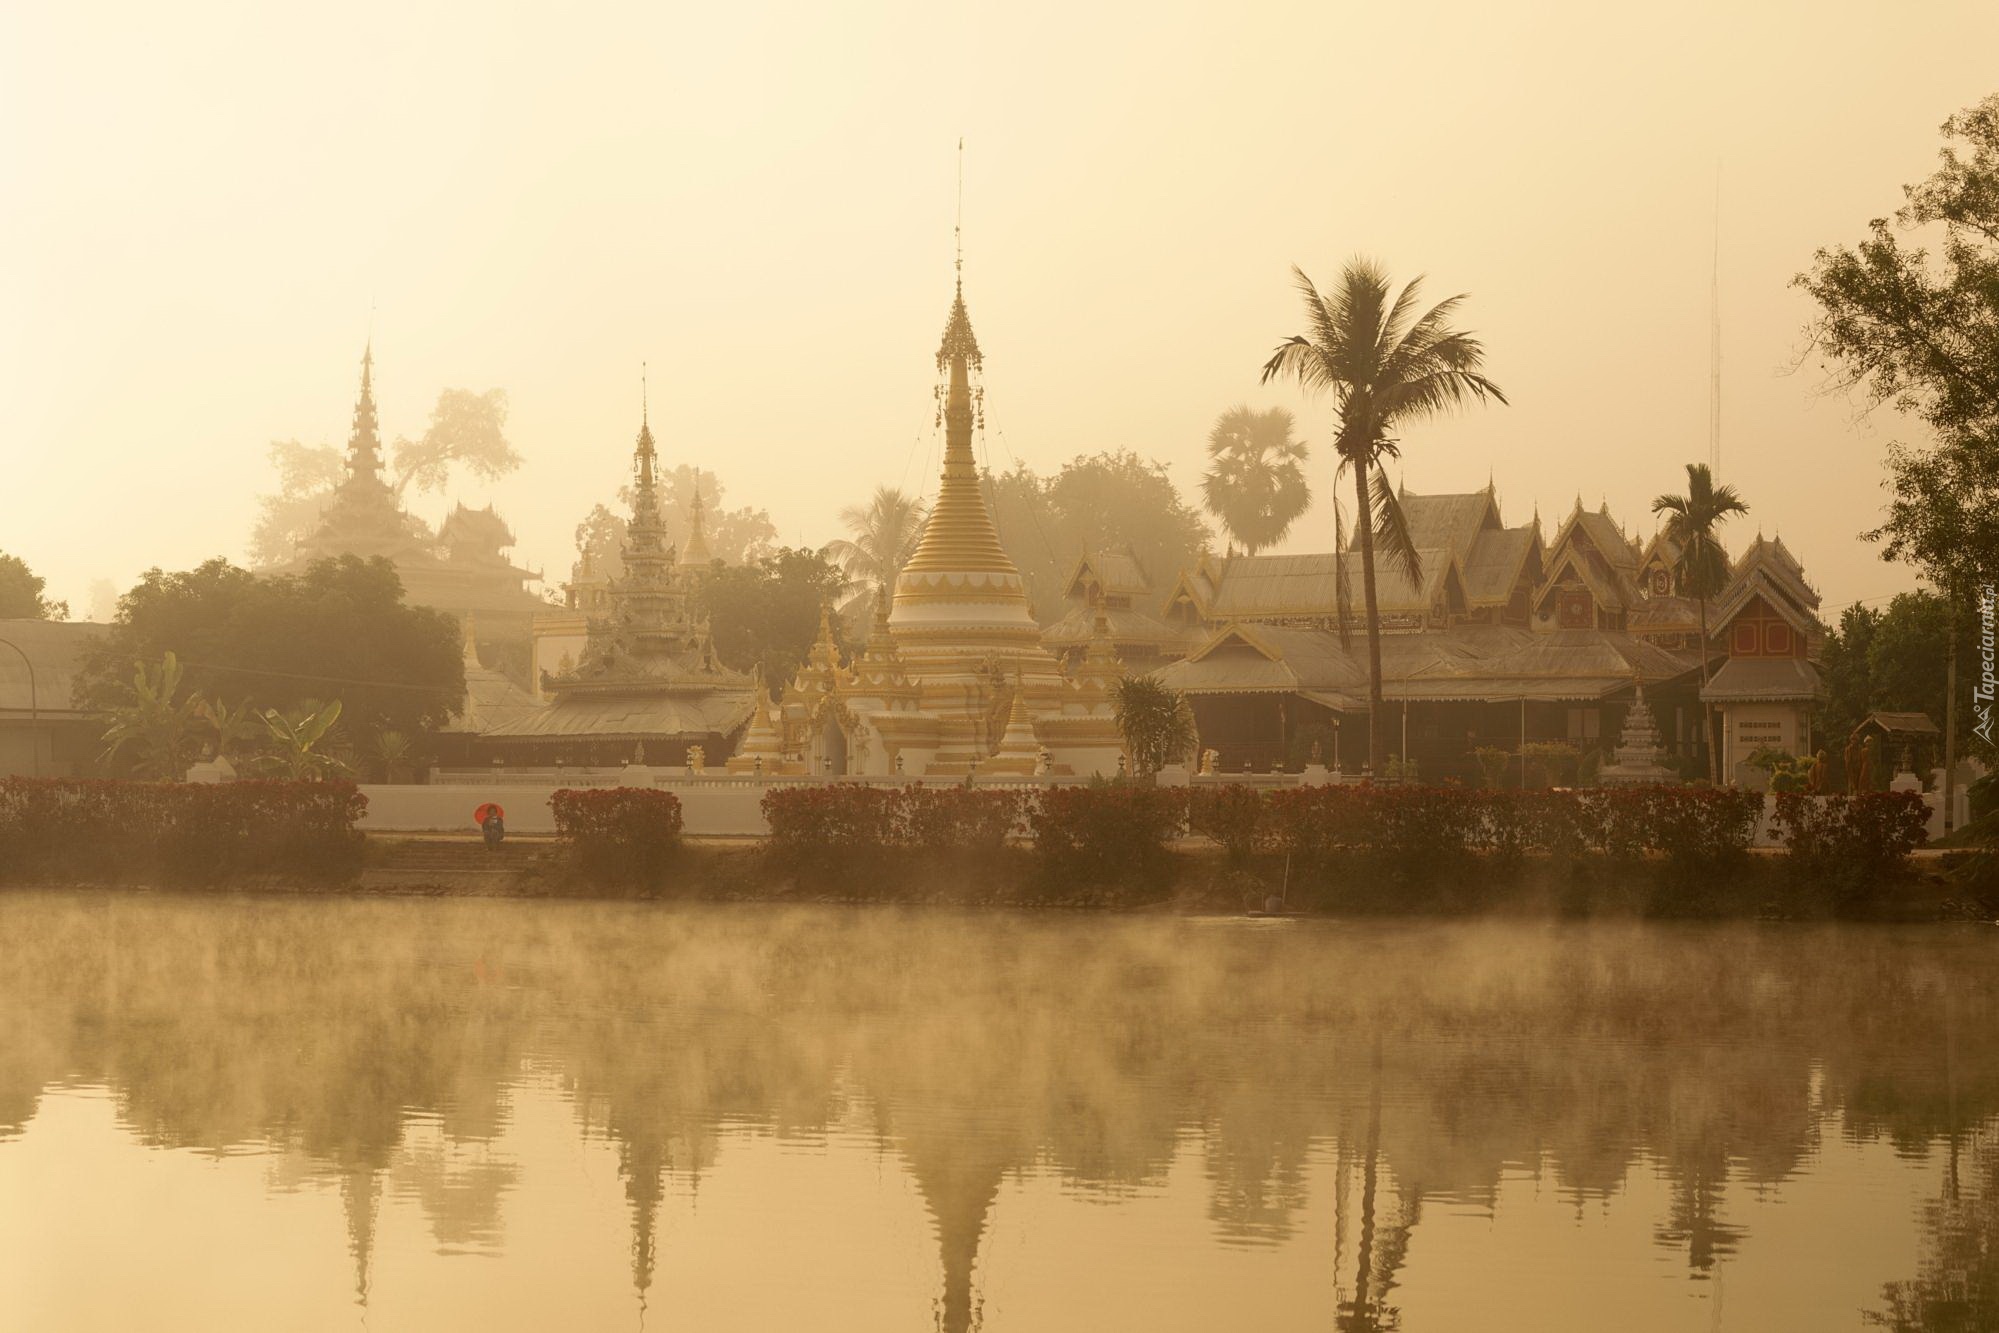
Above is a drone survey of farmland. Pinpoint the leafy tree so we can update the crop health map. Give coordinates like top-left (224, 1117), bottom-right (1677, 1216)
top-left (980, 450), bottom-right (1211, 621)
top-left (255, 700), bottom-right (351, 781)
top-left (1799, 93), bottom-right (1999, 591)
top-left (248, 388), bottom-right (522, 567)
top-left (248, 441), bottom-right (349, 568)
top-left (1821, 591), bottom-right (1983, 779)
top-left (0, 551), bottom-right (67, 619)
top-left (79, 556), bottom-right (463, 740)
top-left (1113, 676), bottom-right (1196, 777)
top-left (1201, 406), bottom-right (1310, 555)
top-left (700, 547), bottom-right (847, 687)
top-left (1652, 462), bottom-right (1750, 782)
top-left (571, 465), bottom-right (779, 581)
top-left (1262, 260), bottom-right (1506, 775)
top-left (96, 652), bottom-right (202, 779)
top-left (1818, 602), bottom-right (1880, 747)
top-left (391, 389), bottom-right (519, 499)
top-left (827, 486), bottom-right (927, 593)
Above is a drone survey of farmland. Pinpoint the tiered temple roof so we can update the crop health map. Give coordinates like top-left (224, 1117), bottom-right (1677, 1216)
top-left (478, 400), bottom-right (752, 754)
top-left (1154, 487), bottom-right (1809, 711)
top-left (292, 345), bottom-right (545, 630)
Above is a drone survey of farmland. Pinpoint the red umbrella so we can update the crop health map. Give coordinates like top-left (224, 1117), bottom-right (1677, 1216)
top-left (473, 802), bottom-right (505, 825)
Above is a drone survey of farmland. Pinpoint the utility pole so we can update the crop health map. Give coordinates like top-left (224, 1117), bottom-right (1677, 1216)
top-left (1945, 586), bottom-right (1958, 834)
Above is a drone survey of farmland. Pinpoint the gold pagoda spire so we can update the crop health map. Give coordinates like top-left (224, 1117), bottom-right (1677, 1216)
top-left (898, 270), bottom-right (1019, 581)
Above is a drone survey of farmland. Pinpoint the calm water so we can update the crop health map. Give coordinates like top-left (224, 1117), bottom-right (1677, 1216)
top-left (0, 894), bottom-right (1994, 1332)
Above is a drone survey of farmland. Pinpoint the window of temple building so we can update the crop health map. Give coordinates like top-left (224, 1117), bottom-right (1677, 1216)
top-left (1766, 622), bottom-right (1792, 655)
top-left (1733, 622), bottom-right (1759, 654)
top-left (1566, 708), bottom-right (1601, 741)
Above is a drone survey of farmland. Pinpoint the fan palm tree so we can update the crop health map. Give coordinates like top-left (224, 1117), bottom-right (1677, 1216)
top-left (97, 652), bottom-right (203, 779)
top-left (1261, 259), bottom-right (1507, 776)
top-left (827, 486), bottom-right (928, 592)
top-left (1652, 462), bottom-right (1748, 783)
top-left (1201, 406), bottom-right (1311, 556)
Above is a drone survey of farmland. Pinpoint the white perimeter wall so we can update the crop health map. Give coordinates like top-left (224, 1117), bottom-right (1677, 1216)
top-left (360, 783), bottom-right (772, 836)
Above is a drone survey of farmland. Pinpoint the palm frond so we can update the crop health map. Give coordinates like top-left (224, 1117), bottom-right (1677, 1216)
top-left (1369, 466), bottom-right (1424, 588)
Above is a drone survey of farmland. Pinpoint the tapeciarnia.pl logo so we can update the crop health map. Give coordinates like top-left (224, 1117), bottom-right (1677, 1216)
top-left (1977, 583), bottom-right (1996, 745)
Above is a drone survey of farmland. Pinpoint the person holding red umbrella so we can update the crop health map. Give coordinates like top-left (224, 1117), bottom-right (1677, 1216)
top-left (475, 802), bottom-right (506, 851)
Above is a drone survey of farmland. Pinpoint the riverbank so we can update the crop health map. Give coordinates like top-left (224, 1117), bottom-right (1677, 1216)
top-left (21, 832), bottom-right (1966, 921)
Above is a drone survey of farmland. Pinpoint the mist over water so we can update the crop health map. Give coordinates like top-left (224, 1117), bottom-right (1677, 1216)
top-left (0, 894), bottom-right (1993, 1331)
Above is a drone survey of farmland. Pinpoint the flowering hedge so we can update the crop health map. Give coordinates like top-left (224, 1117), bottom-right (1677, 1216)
top-left (1027, 785), bottom-right (1187, 894)
top-left (1250, 785), bottom-right (1763, 866)
top-left (550, 788), bottom-right (684, 885)
top-left (1768, 791), bottom-right (1930, 907)
top-left (761, 784), bottom-right (1032, 893)
top-left (0, 778), bottom-right (366, 886)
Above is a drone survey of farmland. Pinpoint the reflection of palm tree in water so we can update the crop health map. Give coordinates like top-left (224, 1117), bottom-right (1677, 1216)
top-left (1338, 1035), bottom-right (1412, 1333)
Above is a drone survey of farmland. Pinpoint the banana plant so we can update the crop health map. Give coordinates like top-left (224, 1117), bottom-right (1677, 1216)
top-left (97, 652), bottom-right (203, 779)
top-left (256, 699), bottom-right (352, 781)
top-left (196, 696), bottom-right (263, 763)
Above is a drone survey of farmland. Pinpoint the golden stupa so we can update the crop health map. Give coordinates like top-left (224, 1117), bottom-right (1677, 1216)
top-left (772, 265), bottom-right (1125, 777)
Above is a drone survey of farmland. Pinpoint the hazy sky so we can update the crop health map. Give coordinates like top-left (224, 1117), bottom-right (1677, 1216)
top-left (5, 0), bottom-right (1996, 618)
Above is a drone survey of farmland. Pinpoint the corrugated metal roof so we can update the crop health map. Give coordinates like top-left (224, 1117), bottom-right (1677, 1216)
top-left (1858, 710), bottom-right (1939, 735)
top-left (1041, 603), bottom-right (1188, 648)
top-left (0, 619), bottom-right (107, 719)
top-left (1204, 548), bottom-right (1454, 617)
top-left (1699, 656), bottom-right (1825, 702)
top-left (480, 688), bottom-right (753, 740)
top-left (1060, 545), bottom-right (1152, 600)
top-left (1155, 623), bottom-right (1696, 704)
top-left (1462, 526), bottom-right (1538, 606)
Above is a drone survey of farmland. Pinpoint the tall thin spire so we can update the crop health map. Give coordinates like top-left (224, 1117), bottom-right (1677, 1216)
top-left (900, 210), bottom-right (1012, 581)
top-left (955, 137), bottom-right (964, 285)
top-left (627, 366), bottom-right (667, 560)
top-left (347, 341), bottom-right (385, 481)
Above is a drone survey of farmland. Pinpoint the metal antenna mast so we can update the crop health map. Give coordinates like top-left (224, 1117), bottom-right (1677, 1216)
top-left (1709, 169), bottom-right (1722, 480)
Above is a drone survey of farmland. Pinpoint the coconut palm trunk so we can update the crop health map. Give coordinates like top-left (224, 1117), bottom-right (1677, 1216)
top-left (1696, 590), bottom-right (1715, 784)
top-left (1353, 462), bottom-right (1389, 776)
top-left (1261, 260), bottom-right (1507, 783)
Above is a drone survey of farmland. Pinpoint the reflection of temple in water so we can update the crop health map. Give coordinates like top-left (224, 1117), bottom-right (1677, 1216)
top-left (6, 902), bottom-right (1999, 1326)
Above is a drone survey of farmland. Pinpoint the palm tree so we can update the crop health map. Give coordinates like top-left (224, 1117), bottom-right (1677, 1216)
top-left (827, 486), bottom-right (928, 592)
top-left (97, 652), bottom-right (203, 779)
top-left (1112, 676), bottom-right (1197, 778)
top-left (1261, 260), bottom-right (1507, 776)
top-left (1652, 462), bottom-right (1748, 784)
top-left (1201, 405), bottom-right (1311, 556)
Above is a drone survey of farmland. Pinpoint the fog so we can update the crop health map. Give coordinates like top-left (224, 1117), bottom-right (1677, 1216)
top-left (5, 1), bottom-right (1997, 614)
top-left (2, 895), bottom-right (1994, 1328)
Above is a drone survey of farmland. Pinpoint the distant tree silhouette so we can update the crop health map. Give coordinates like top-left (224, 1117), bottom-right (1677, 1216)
top-left (1201, 405), bottom-right (1310, 555)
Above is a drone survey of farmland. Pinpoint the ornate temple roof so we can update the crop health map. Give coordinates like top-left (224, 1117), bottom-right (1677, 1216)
top-left (1155, 620), bottom-right (1699, 705)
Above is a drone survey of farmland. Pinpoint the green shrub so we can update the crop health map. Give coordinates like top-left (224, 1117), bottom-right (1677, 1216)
top-left (1187, 785), bottom-right (1266, 865)
top-left (1769, 791), bottom-right (1931, 913)
top-left (1028, 785), bottom-right (1186, 900)
top-left (0, 778), bottom-right (366, 886)
top-left (551, 787), bottom-right (684, 887)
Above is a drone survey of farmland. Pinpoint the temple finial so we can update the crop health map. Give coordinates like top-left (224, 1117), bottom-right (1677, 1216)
top-left (955, 137), bottom-right (964, 287)
top-left (641, 360), bottom-right (649, 429)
